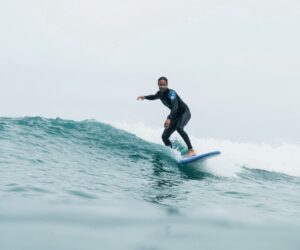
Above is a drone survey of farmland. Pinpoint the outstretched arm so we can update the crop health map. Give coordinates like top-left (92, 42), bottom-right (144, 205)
top-left (137, 91), bottom-right (160, 101)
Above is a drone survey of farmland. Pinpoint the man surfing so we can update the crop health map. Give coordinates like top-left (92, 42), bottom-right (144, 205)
top-left (137, 76), bottom-right (196, 157)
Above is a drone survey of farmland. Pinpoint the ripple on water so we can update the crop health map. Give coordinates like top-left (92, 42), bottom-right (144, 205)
top-left (5, 185), bottom-right (53, 194)
top-left (6, 187), bottom-right (27, 193)
top-left (223, 191), bottom-right (252, 199)
top-left (67, 190), bottom-right (97, 200)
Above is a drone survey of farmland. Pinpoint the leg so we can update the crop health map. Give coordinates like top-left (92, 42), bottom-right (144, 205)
top-left (162, 121), bottom-right (177, 148)
top-left (176, 110), bottom-right (193, 150)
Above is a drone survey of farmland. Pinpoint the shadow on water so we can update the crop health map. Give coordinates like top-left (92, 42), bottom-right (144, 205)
top-left (144, 152), bottom-right (180, 205)
top-left (143, 150), bottom-right (215, 206)
top-left (178, 162), bottom-right (215, 180)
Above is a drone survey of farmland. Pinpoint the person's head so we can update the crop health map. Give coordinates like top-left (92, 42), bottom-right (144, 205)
top-left (158, 76), bottom-right (168, 92)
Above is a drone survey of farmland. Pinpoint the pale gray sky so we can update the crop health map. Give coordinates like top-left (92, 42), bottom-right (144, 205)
top-left (0, 0), bottom-right (299, 144)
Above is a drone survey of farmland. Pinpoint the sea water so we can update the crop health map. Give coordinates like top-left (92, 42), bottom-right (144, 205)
top-left (0, 117), bottom-right (299, 250)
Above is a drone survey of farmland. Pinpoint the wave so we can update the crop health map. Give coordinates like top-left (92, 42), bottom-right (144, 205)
top-left (1, 117), bottom-right (300, 181)
top-left (111, 121), bottom-right (300, 178)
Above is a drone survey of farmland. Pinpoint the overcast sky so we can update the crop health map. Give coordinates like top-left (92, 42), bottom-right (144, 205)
top-left (0, 0), bottom-right (299, 144)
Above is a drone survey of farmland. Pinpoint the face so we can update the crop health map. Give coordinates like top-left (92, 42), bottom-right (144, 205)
top-left (158, 79), bottom-right (168, 92)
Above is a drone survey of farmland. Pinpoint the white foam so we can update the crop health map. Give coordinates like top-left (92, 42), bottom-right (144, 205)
top-left (109, 121), bottom-right (300, 178)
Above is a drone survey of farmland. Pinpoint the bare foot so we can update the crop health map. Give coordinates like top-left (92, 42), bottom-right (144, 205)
top-left (185, 149), bottom-right (196, 157)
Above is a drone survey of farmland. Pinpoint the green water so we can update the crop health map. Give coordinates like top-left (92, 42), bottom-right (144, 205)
top-left (0, 117), bottom-right (299, 250)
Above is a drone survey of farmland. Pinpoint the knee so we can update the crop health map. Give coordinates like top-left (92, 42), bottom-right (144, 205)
top-left (176, 126), bottom-right (184, 133)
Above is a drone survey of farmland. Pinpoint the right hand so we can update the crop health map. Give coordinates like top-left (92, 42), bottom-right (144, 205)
top-left (164, 119), bottom-right (171, 129)
top-left (137, 96), bottom-right (145, 101)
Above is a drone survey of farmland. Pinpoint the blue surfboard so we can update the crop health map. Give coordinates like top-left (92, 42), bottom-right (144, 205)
top-left (178, 151), bottom-right (221, 164)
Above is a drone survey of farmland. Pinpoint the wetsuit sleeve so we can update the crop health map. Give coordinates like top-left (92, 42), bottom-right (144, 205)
top-left (167, 90), bottom-right (179, 120)
top-left (144, 91), bottom-right (160, 100)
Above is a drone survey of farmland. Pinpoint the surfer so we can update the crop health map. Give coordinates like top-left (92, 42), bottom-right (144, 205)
top-left (137, 76), bottom-right (195, 157)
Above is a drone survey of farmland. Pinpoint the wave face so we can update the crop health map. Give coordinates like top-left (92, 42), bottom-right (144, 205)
top-left (1, 117), bottom-right (300, 250)
top-left (112, 122), bottom-right (300, 177)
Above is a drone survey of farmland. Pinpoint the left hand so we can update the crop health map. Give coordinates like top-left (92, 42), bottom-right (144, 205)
top-left (164, 119), bottom-right (171, 129)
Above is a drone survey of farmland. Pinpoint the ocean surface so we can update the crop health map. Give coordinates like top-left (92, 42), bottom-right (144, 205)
top-left (0, 116), bottom-right (299, 250)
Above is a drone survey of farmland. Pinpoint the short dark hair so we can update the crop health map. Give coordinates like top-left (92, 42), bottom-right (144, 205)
top-left (158, 76), bottom-right (168, 84)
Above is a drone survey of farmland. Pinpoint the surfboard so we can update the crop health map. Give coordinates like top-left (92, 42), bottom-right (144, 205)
top-left (178, 151), bottom-right (221, 164)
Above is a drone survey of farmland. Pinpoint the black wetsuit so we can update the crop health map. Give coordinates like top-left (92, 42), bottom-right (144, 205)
top-left (144, 88), bottom-right (193, 150)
